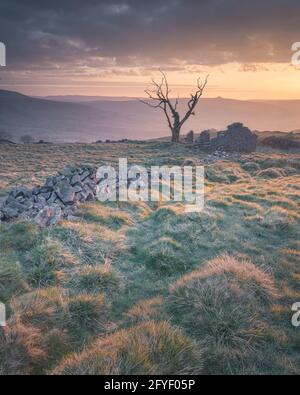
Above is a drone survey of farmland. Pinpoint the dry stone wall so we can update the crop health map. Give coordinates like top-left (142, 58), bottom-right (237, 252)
top-left (0, 165), bottom-right (99, 227)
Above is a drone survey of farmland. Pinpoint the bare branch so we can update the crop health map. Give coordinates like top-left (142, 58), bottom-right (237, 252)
top-left (141, 71), bottom-right (209, 142)
top-left (139, 99), bottom-right (163, 109)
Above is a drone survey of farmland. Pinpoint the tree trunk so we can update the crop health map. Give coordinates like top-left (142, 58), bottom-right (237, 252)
top-left (141, 71), bottom-right (208, 145)
top-left (171, 126), bottom-right (181, 143)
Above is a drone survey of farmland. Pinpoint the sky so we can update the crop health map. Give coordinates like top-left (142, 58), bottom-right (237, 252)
top-left (0, 0), bottom-right (299, 99)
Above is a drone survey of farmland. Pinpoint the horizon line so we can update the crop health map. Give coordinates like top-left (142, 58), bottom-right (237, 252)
top-left (1, 88), bottom-right (300, 102)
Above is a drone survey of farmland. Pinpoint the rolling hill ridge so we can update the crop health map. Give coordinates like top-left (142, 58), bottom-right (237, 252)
top-left (1, 90), bottom-right (300, 142)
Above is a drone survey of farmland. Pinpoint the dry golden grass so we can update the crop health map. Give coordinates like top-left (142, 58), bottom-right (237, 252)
top-left (0, 317), bottom-right (46, 374)
top-left (124, 297), bottom-right (164, 324)
top-left (165, 255), bottom-right (282, 374)
top-left (170, 254), bottom-right (279, 300)
top-left (77, 202), bottom-right (134, 227)
top-left (0, 142), bottom-right (299, 374)
top-left (52, 320), bottom-right (203, 375)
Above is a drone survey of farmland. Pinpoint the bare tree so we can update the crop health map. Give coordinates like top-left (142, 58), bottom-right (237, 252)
top-left (141, 71), bottom-right (208, 143)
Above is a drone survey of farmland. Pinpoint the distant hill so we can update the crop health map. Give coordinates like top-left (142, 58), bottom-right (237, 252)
top-left (39, 95), bottom-right (136, 102)
top-left (0, 90), bottom-right (99, 142)
top-left (1, 90), bottom-right (300, 143)
top-left (0, 138), bottom-right (15, 144)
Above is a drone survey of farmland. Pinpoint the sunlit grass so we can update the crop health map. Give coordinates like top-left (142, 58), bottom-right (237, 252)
top-left (0, 142), bottom-right (299, 374)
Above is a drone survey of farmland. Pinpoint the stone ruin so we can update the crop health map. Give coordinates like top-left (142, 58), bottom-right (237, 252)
top-left (195, 123), bottom-right (258, 153)
top-left (183, 130), bottom-right (194, 144)
top-left (0, 165), bottom-right (99, 227)
top-left (195, 130), bottom-right (210, 150)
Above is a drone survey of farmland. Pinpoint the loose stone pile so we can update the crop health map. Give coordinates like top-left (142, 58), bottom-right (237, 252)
top-left (0, 165), bottom-right (99, 227)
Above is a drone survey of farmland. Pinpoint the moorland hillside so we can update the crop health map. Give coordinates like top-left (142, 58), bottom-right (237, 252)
top-left (0, 141), bottom-right (299, 374)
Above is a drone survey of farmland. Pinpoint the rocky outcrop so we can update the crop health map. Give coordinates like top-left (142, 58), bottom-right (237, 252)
top-left (0, 165), bottom-right (98, 227)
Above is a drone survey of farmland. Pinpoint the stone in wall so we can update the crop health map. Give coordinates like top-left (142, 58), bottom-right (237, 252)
top-left (184, 130), bottom-right (194, 143)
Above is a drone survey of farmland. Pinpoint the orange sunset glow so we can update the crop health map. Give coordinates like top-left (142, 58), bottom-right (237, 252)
top-left (0, 1), bottom-right (300, 99)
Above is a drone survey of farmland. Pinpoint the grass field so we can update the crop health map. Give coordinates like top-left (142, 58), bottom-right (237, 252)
top-left (0, 141), bottom-right (300, 375)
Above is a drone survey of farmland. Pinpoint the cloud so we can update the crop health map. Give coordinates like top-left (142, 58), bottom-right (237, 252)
top-left (0, 0), bottom-right (299, 72)
top-left (238, 63), bottom-right (270, 72)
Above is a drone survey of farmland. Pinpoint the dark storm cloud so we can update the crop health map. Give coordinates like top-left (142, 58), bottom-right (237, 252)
top-left (0, 0), bottom-right (299, 70)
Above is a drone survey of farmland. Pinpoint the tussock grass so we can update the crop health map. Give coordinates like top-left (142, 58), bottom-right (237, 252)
top-left (246, 206), bottom-right (298, 235)
top-left (287, 158), bottom-right (300, 169)
top-left (257, 168), bottom-right (287, 178)
top-left (22, 238), bottom-right (73, 287)
top-left (124, 297), bottom-right (164, 325)
top-left (205, 162), bottom-right (249, 183)
top-left (0, 318), bottom-right (46, 374)
top-left (11, 287), bottom-right (67, 330)
top-left (77, 202), bottom-right (133, 229)
top-left (6, 286), bottom-right (109, 369)
top-left (68, 264), bottom-right (122, 297)
top-left (170, 254), bottom-right (278, 300)
top-left (67, 294), bottom-right (107, 335)
top-left (52, 321), bottom-right (203, 375)
top-left (0, 221), bottom-right (39, 252)
top-left (0, 255), bottom-right (28, 303)
top-left (140, 237), bottom-right (188, 274)
top-left (165, 255), bottom-right (279, 374)
top-left (147, 206), bottom-right (179, 222)
top-left (52, 222), bottom-right (124, 266)
top-left (241, 161), bottom-right (261, 173)
top-left (0, 142), bottom-right (299, 374)
top-left (261, 158), bottom-right (289, 169)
